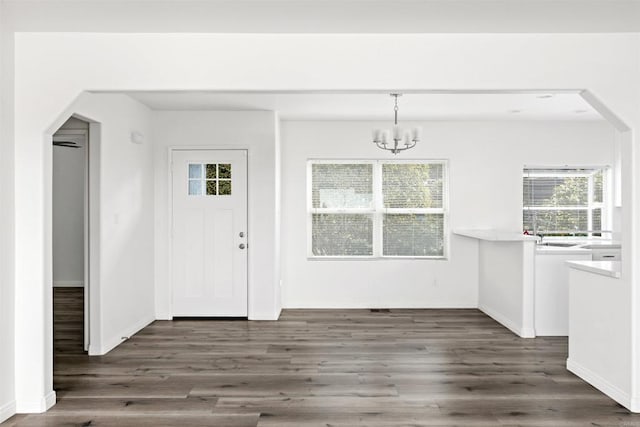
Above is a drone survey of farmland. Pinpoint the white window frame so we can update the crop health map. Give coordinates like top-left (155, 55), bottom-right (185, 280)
top-left (522, 166), bottom-right (611, 237)
top-left (307, 159), bottom-right (449, 260)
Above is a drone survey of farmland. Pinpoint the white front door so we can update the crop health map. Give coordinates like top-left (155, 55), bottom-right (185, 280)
top-left (171, 149), bottom-right (248, 317)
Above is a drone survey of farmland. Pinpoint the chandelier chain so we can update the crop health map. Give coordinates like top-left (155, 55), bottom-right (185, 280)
top-left (394, 95), bottom-right (399, 125)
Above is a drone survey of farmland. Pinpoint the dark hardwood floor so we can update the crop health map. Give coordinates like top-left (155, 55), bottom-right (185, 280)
top-left (5, 289), bottom-right (640, 426)
top-left (53, 288), bottom-right (85, 356)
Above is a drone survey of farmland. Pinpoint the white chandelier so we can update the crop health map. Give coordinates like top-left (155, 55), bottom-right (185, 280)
top-left (372, 93), bottom-right (422, 155)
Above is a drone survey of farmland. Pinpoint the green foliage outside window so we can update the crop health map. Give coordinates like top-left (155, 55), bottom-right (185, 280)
top-left (310, 161), bottom-right (446, 257)
top-left (523, 169), bottom-right (605, 236)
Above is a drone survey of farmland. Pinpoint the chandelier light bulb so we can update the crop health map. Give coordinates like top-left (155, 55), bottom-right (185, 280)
top-left (393, 125), bottom-right (403, 141)
top-left (381, 130), bottom-right (390, 145)
top-left (412, 126), bottom-right (422, 141)
top-left (404, 130), bottom-right (412, 146)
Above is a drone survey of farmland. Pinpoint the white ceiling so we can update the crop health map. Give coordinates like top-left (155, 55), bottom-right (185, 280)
top-left (124, 91), bottom-right (603, 121)
top-left (8, 1), bottom-right (639, 34)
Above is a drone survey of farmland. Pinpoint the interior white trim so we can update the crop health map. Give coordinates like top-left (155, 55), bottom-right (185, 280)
top-left (567, 358), bottom-right (634, 412)
top-left (15, 391), bottom-right (56, 414)
top-left (52, 281), bottom-right (84, 288)
top-left (124, 91), bottom-right (602, 121)
top-left (249, 311), bottom-right (281, 321)
top-left (88, 316), bottom-right (154, 356)
top-left (44, 392), bottom-right (56, 412)
top-left (479, 304), bottom-right (535, 338)
top-left (52, 124), bottom-right (94, 354)
top-left (285, 302), bottom-right (477, 309)
top-left (0, 400), bottom-right (16, 424)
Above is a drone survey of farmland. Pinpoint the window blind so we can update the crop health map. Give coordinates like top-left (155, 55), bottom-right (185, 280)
top-left (523, 168), bottom-right (606, 236)
top-left (312, 163), bottom-right (373, 209)
top-left (309, 160), bottom-right (447, 258)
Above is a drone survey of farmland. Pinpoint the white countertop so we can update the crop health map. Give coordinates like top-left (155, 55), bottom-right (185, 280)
top-left (453, 229), bottom-right (539, 242)
top-left (536, 240), bottom-right (620, 255)
top-left (536, 246), bottom-right (592, 255)
top-left (566, 260), bottom-right (621, 279)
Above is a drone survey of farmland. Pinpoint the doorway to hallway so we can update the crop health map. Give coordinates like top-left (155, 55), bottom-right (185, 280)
top-left (52, 118), bottom-right (90, 353)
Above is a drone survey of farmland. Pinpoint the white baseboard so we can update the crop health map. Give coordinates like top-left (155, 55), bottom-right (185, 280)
top-left (519, 326), bottom-right (536, 338)
top-left (535, 329), bottom-right (568, 337)
top-left (53, 281), bottom-right (84, 287)
top-left (281, 302), bottom-right (478, 309)
top-left (567, 358), bottom-right (632, 411)
top-left (89, 316), bottom-right (154, 356)
top-left (44, 391), bottom-right (56, 410)
top-left (15, 390), bottom-right (56, 413)
top-left (0, 399), bottom-right (16, 423)
top-left (478, 304), bottom-right (534, 338)
top-left (631, 395), bottom-right (640, 413)
top-left (249, 312), bottom-right (280, 321)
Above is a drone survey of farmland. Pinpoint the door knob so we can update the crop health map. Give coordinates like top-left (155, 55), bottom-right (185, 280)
top-left (239, 243), bottom-right (246, 249)
top-left (239, 232), bottom-right (245, 238)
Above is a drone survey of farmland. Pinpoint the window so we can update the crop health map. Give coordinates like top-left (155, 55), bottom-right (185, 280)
top-left (523, 167), bottom-right (608, 237)
top-left (188, 163), bottom-right (232, 196)
top-left (308, 160), bottom-right (448, 258)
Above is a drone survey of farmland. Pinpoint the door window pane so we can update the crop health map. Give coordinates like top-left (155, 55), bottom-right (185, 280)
top-left (206, 180), bottom-right (217, 195)
top-left (219, 180), bottom-right (232, 195)
top-left (189, 180), bottom-right (202, 195)
top-left (189, 164), bottom-right (202, 179)
top-left (188, 163), bottom-right (234, 196)
top-left (219, 164), bottom-right (232, 179)
top-left (206, 164), bottom-right (217, 179)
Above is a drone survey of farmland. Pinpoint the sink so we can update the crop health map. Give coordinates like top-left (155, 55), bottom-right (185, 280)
top-left (537, 242), bottom-right (579, 248)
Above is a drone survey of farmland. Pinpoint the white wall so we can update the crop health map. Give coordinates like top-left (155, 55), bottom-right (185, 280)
top-left (10, 91), bottom-right (158, 412)
top-left (535, 252), bottom-right (593, 336)
top-left (478, 240), bottom-right (536, 337)
top-left (152, 111), bottom-right (281, 321)
top-left (52, 119), bottom-right (88, 287)
top-left (0, 1), bottom-right (16, 422)
top-left (6, 32), bottom-right (640, 414)
top-left (280, 120), bottom-right (615, 308)
top-left (62, 93), bottom-right (156, 358)
top-left (568, 268), bottom-right (632, 408)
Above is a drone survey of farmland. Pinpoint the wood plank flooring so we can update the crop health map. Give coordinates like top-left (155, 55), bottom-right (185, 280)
top-left (53, 288), bottom-right (85, 356)
top-left (4, 291), bottom-right (640, 426)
